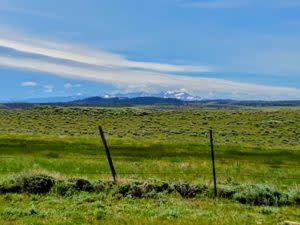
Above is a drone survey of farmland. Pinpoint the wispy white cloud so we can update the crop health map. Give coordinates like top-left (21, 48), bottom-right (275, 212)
top-left (0, 32), bottom-right (212, 73)
top-left (20, 81), bottom-right (37, 87)
top-left (64, 83), bottom-right (72, 89)
top-left (64, 83), bottom-right (81, 89)
top-left (1, 55), bottom-right (300, 100)
top-left (43, 85), bottom-right (54, 93)
top-left (0, 29), bottom-right (300, 100)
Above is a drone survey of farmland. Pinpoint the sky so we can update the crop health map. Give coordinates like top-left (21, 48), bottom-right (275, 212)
top-left (1, 0), bottom-right (300, 101)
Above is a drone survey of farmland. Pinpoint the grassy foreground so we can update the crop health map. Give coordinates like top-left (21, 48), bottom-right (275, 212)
top-left (0, 106), bottom-right (299, 224)
top-left (0, 173), bottom-right (298, 225)
top-left (2, 192), bottom-right (298, 225)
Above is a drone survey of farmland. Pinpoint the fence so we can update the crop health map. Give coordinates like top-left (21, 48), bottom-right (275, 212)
top-left (0, 126), bottom-right (299, 193)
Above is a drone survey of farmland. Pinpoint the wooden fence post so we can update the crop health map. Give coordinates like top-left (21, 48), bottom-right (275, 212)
top-left (209, 128), bottom-right (217, 197)
top-left (98, 126), bottom-right (117, 183)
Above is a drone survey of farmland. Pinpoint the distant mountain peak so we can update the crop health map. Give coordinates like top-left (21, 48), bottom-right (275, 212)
top-left (70, 96), bottom-right (183, 105)
top-left (101, 90), bottom-right (201, 101)
top-left (162, 90), bottom-right (201, 101)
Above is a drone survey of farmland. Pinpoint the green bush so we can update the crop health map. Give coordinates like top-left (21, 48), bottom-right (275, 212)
top-left (0, 180), bottom-right (22, 194)
top-left (19, 174), bottom-right (55, 194)
top-left (92, 181), bottom-right (107, 193)
top-left (68, 178), bottom-right (94, 192)
top-left (289, 189), bottom-right (300, 205)
top-left (217, 185), bottom-right (237, 198)
top-left (118, 183), bottom-right (131, 196)
top-left (129, 184), bottom-right (144, 198)
top-left (54, 181), bottom-right (73, 196)
top-left (0, 174), bottom-right (54, 194)
top-left (174, 182), bottom-right (203, 198)
top-left (233, 184), bottom-right (288, 206)
top-left (55, 179), bottom-right (94, 196)
top-left (142, 181), bottom-right (174, 194)
top-left (194, 184), bottom-right (209, 196)
top-left (116, 181), bottom-right (174, 198)
top-left (93, 180), bottom-right (115, 193)
top-left (0, 173), bottom-right (299, 207)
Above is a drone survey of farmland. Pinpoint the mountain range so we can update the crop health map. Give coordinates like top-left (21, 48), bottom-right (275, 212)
top-left (1, 91), bottom-right (300, 107)
top-left (102, 90), bottom-right (201, 101)
top-left (2, 90), bottom-right (199, 103)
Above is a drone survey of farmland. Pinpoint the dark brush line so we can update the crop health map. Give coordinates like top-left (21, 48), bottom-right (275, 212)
top-left (0, 170), bottom-right (299, 180)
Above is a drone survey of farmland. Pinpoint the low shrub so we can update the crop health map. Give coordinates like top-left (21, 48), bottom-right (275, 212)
top-left (19, 174), bottom-right (55, 194)
top-left (92, 181), bottom-right (107, 192)
top-left (118, 183), bottom-right (131, 196)
top-left (289, 189), bottom-right (300, 205)
top-left (217, 185), bottom-right (237, 198)
top-left (54, 181), bottom-right (73, 196)
top-left (0, 181), bottom-right (22, 194)
top-left (68, 178), bottom-right (94, 192)
top-left (0, 173), bottom-right (299, 206)
top-left (173, 182), bottom-right (203, 198)
top-left (194, 184), bottom-right (209, 196)
top-left (55, 179), bottom-right (94, 196)
top-left (142, 181), bottom-right (174, 194)
top-left (116, 181), bottom-right (173, 198)
top-left (0, 174), bottom-right (54, 194)
top-left (233, 184), bottom-right (288, 206)
top-left (129, 184), bottom-right (144, 198)
top-left (93, 180), bottom-right (115, 193)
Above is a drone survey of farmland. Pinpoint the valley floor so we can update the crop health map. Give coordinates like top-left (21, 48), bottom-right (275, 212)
top-left (0, 106), bottom-right (299, 224)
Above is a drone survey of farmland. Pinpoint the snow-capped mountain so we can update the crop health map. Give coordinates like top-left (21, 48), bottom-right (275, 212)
top-left (162, 90), bottom-right (201, 101)
top-left (103, 90), bottom-right (201, 101)
top-left (3, 90), bottom-right (201, 103)
top-left (103, 92), bottom-right (151, 99)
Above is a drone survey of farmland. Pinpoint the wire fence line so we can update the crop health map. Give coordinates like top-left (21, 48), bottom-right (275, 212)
top-left (0, 127), bottom-right (299, 184)
top-left (0, 169), bottom-right (299, 181)
top-left (0, 155), bottom-right (299, 167)
top-left (0, 156), bottom-right (299, 181)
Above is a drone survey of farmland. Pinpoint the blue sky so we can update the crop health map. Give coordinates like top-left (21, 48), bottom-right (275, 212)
top-left (1, 0), bottom-right (300, 101)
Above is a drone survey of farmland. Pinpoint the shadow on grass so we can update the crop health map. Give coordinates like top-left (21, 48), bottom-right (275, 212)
top-left (0, 137), bottom-right (299, 163)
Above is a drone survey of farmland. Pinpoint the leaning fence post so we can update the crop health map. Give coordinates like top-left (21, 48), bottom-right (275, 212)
top-left (209, 128), bottom-right (217, 197)
top-left (98, 126), bottom-right (117, 183)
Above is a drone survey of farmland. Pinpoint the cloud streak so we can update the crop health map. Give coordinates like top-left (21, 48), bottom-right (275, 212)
top-left (0, 36), bottom-right (211, 73)
top-left (43, 85), bottom-right (54, 93)
top-left (64, 83), bottom-right (81, 89)
top-left (1, 55), bottom-right (300, 100)
top-left (0, 29), bottom-right (300, 100)
top-left (20, 81), bottom-right (37, 87)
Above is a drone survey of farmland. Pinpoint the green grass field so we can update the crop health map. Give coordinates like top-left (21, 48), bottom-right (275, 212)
top-left (0, 106), bottom-right (299, 224)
